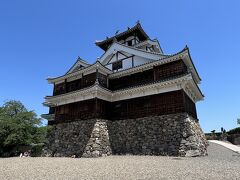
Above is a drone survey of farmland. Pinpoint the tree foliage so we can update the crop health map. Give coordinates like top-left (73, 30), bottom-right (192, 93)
top-left (228, 127), bottom-right (240, 135)
top-left (0, 100), bottom-right (49, 156)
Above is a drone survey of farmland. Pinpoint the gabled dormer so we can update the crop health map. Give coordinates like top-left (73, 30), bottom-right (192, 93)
top-left (65, 56), bottom-right (89, 74)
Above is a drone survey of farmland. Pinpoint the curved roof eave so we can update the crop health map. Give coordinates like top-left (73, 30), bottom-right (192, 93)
top-left (47, 61), bottom-right (112, 83)
top-left (186, 47), bottom-right (202, 82)
top-left (154, 39), bottom-right (164, 54)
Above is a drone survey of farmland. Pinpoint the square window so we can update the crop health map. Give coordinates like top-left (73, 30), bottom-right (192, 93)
top-left (112, 61), bottom-right (123, 71)
top-left (127, 40), bottom-right (132, 46)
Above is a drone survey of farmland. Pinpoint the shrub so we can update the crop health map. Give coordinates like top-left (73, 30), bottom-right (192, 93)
top-left (31, 143), bottom-right (44, 157)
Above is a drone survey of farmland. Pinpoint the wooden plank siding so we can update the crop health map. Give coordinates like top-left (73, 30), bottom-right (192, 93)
top-left (53, 72), bottom-right (107, 96)
top-left (51, 98), bottom-right (108, 125)
top-left (108, 90), bottom-right (186, 120)
top-left (154, 60), bottom-right (188, 81)
top-left (109, 69), bottom-right (154, 90)
top-left (49, 90), bottom-right (197, 125)
top-left (53, 60), bottom-right (187, 95)
top-left (109, 60), bottom-right (188, 91)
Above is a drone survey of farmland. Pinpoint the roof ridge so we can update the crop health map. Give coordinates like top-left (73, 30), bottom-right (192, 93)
top-left (95, 22), bottom-right (149, 46)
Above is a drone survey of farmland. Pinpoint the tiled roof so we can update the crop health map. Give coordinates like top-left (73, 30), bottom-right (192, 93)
top-left (95, 22), bottom-right (149, 50)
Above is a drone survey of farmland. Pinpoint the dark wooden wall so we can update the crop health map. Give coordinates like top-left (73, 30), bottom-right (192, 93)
top-left (109, 69), bottom-right (154, 90)
top-left (154, 60), bottom-right (187, 81)
top-left (53, 98), bottom-right (108, 124)
top-left (49, 107), bottom-right (55, 114)
top-left (183, 92), bottom-right (197, 118)
top-left (53, 60), bottom-right (188, 95)
top-left (82, 73), bottom-right (97, 88)
top-left (53, 72), bottom-right (107, 96)
top-left (53, 82), bottom-right (66, 96)
top-left (109, 60), bottom-right (187, 91)
top-left (98, 73), bottom-right (108, 88)
top-left (108, 90), bottom-right (186, 120)
top-left (111, 90), bottom-right (197, 120)
top-left (50, 90), bottom-right (197, 125)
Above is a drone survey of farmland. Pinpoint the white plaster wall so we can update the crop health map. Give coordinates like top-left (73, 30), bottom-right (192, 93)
top-left (105, 56), bottom-right (153, 71)
top-left (133, 56), bottom-right (153, 66)
top-left (106, 64), bottom-right (112, 70)
top-left (122, 58), bottom-right (133, 69)
top-left (109, 53), bottom-right (126, 64)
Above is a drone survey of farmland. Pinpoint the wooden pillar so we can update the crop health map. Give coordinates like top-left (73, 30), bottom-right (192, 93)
top-left (134, 33), bottom-right (137, 45)
top-left (153, 66), bottom-right (156, 81)
top-left (116, 52), bottom-right (119, 72)
top-left (182, 90), bottom-right (186, 113)
top-left (64, 79), bottom-right (67, 93)
top-left (81, 73), bottom-right (83, 87)
top-left (96, 68), bottom-right (99, 81)
top-left (132, 56), bottom-right (134, 68)
top-left (53, 82), bottom-right (56, 95)
top-left (116, 51), bottom-right (118, 61)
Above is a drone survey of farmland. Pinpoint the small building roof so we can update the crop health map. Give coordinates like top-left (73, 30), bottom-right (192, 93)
top-left (65, 56), bottom-right (89, 75)
top-left (95, 22), bottom-right (149, 51)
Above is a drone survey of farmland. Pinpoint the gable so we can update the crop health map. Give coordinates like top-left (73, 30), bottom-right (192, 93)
top-left (66, 58), bottom-right (89, 75)
top-left (99, 42), bottom-right (165, 66)
top-left (107, 51), bottom-right (132, 64)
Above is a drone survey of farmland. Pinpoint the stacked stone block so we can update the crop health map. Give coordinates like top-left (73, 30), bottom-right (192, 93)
top-left (44, 113), bottom-right (207, 157)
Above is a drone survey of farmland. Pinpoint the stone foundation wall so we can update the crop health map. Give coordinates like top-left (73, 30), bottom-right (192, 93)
top-left (44, 119), bottom-right (112, 158)
top-left (108, 113), bottom-right (207, 156)
top-left (44, 113), bottom-right (207, 157)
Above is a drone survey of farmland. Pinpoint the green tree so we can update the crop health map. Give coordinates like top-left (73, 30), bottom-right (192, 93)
top-left (237, 118), bottom-right (240, 126)
top-left (0, 100), bottom-right (47, 156)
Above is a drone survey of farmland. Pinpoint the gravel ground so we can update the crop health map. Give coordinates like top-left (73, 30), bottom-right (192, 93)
top-left (0, 142), bottom-right (240, 180)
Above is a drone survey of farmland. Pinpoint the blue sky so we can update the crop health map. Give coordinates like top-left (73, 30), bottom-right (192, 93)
top-left (0, 0), bottom-right (239, 132)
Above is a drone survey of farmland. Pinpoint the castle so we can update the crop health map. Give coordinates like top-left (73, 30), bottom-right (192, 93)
top-left (42, 22), bottom-right (207, 157)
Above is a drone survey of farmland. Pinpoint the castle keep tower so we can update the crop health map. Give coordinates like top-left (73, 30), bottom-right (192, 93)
top-left (42, 23), bottom-right (207, 157)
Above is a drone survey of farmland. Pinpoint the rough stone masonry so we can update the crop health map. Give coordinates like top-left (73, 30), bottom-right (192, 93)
top-left (44, 113), bottom-right (208, 157)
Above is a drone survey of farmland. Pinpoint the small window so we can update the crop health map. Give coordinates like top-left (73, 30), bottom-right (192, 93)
top-left (112, 61), bottom-right (123, 71)
top-left (127, 40), bottom-right (132, 46)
